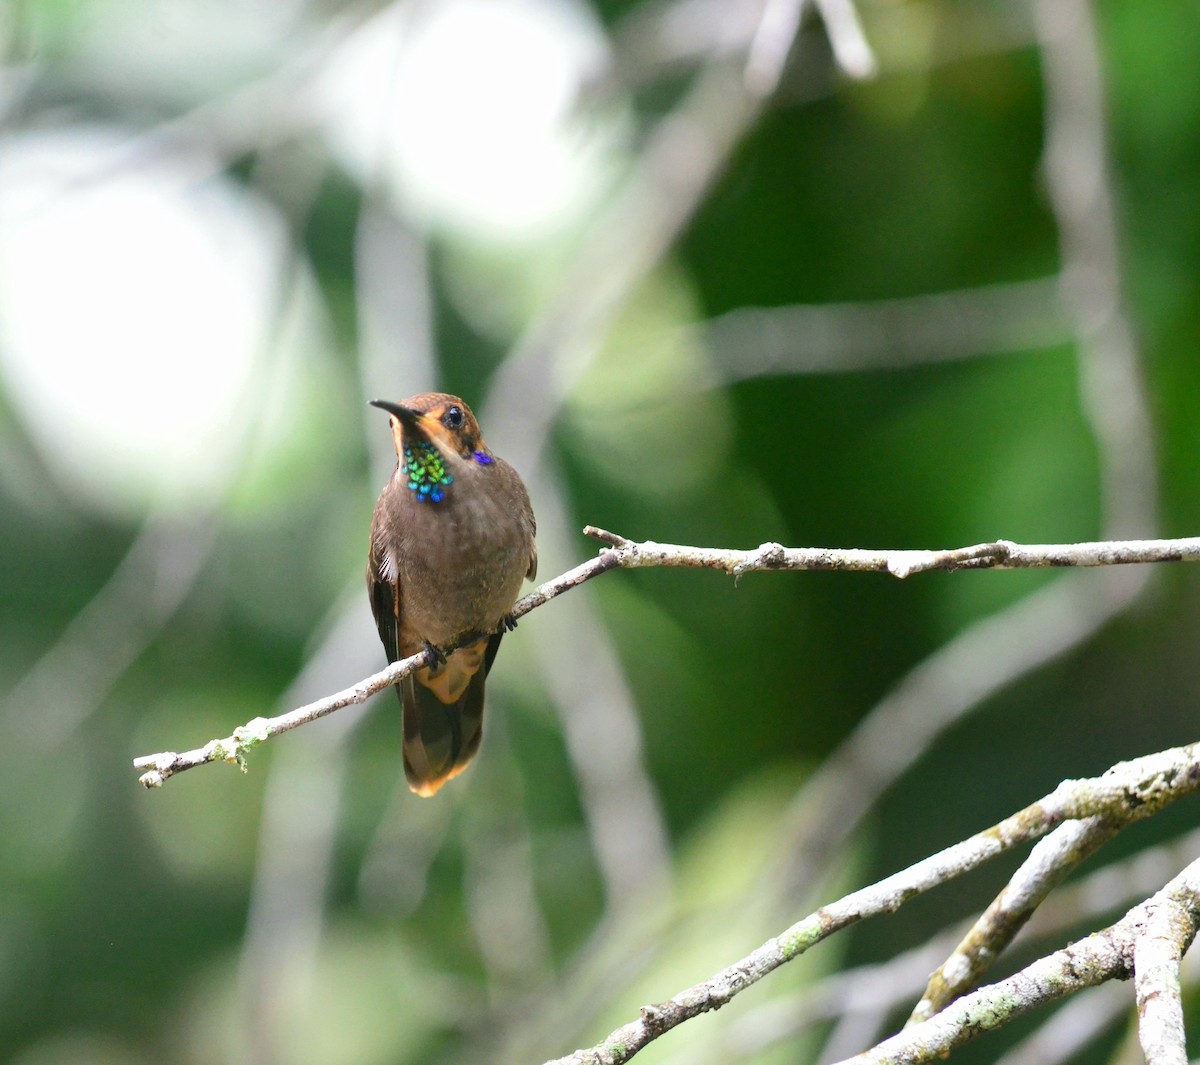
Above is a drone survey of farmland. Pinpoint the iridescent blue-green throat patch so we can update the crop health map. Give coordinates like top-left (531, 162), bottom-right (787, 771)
top-left (402, 442), bottom-right (453, 503)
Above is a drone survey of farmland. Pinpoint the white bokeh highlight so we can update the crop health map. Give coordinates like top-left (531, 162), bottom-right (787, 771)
top-left (318, 0), bottom-right (617, 242)
top-left (0, 128), bottom-right (296, 515)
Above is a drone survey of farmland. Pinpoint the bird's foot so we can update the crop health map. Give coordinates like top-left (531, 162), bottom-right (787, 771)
top-left (422, 641), bottom-right (447, 668)
top-left (501, 612), bottom-right (519, 633)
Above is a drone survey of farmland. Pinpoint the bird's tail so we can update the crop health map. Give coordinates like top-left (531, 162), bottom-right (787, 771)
top-left (397, 634), bottom-right (499, 796)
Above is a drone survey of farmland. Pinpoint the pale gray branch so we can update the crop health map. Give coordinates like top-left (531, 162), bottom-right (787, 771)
top-left (703, 277), bottom-right (1071, 376)
top-left (718, 825), bottom-right (1200, 1062)
top-left (583, 528), bottom-right (1200, 578)
top-left (540, 744), bottom-right (1200, 1064)
top-left (812, 0), bottom-right (877, 78)
top-left (527, 492), bottom-right (674, 909)
top-left (744, 0), bottom-right (809, 95)
top-left (134, 530), bottom-right (1200, 786)
top-left (830, 857), bottom-right (1200, 1065)
top-left (990, 982), bottom-right (1131, 1065)
top-left (132, 546), bottom-right (622, 786)
top-left (745, 0), bottom-right (876, 96)
top-left (908, 814), bottom-right (1120, 1024)
top-left (1034, 0), bottom-right (1157, 542)
top-left (1134, 897), bottom-right (1195, 1065)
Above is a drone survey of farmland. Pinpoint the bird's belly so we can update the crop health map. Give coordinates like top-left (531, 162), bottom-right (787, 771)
top-left (397, 502), bottom-right (529, 647)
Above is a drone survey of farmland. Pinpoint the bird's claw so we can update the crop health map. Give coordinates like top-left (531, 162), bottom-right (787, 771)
top-left (422, 641), bottom-right (447, 666)
top-left (501, 613), bottom-right (519, 633)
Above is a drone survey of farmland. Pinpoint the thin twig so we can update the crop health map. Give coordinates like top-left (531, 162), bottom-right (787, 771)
top-left (134, 530), bottom-right (1200, 785)
top-left (540, 744), bottom-right (1200, 1064)
top-left (581, 529), bottom-right (1200, 578)
top-left (132, 548), bottom-right (620, 786)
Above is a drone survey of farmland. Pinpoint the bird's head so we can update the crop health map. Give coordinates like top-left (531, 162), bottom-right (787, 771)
top-left (370, 392), bottom-right (487, 457)
top-left (370, 392), bottom-right (495, 503)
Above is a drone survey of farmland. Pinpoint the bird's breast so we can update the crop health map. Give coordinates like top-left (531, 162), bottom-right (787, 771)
top-left (381, 467), bottom-right (531, 647)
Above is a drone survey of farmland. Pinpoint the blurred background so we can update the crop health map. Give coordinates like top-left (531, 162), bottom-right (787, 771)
top-left (2, 0), bottom-right (1200, 1062)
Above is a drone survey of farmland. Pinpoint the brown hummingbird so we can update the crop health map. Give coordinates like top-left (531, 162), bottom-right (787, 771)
top-left (367, 392), bottom-right (537, 796)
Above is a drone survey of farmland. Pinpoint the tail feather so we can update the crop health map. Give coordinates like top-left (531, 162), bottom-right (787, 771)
top-left (398, 634), bottom-right (499, 796)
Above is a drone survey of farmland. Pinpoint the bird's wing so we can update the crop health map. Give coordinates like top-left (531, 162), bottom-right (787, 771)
top-left (526, 498), bottom-right (538, 581)
top-left (367, 534), bottom-right (403, 664)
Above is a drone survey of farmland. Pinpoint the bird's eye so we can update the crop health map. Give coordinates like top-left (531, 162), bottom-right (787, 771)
top-left (443, 406), bottom-right (465, 430)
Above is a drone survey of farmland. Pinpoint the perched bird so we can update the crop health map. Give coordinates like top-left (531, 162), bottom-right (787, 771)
top-left (367, 392), bottom-right (537, 796)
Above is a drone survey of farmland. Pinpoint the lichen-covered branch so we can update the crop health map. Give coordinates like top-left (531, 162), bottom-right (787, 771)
top-left (908, 814), bottom-right (1120, 1023)
top-left (719, 824), bottom-right (1200, 1061)
top-left (832, 857), bottom-right (1200, 1065)
top-left (135, 531), bottom-right (1200, 786)
top-left (1133, 895), bottom-right (1196, 1065)
top-left (539, 744), bottom-right (1200, 1065)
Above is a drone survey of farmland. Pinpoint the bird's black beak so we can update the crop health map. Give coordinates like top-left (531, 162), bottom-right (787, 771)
top-left (370, 399), bottom-right (428, 437)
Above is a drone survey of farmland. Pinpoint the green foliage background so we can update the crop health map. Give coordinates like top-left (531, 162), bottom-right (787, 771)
top-left (1, 2), bottom-right (1199, 1063)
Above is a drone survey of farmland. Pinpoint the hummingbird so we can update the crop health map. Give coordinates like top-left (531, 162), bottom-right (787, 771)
top-left (367, 392), bottom-right (537, 796)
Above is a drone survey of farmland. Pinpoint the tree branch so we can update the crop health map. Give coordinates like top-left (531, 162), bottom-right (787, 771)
top-left (134, 530), bottom-right (1200, 786)
top-left (908, 814), bottom-right (1121, 1023)
top-left (832, 856), bottom-right (1200, 1065)
top-left (132, 547), bottom-right (622, 786)
top-left (717, 823), bottom-right (1200, 1060)
top-left (540, 744), bottom-right (1200, 1064)
top-left (1134, 895), bottom-right (1195, 1065)
top-left (581, 528), bottom-right (1200, 579)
